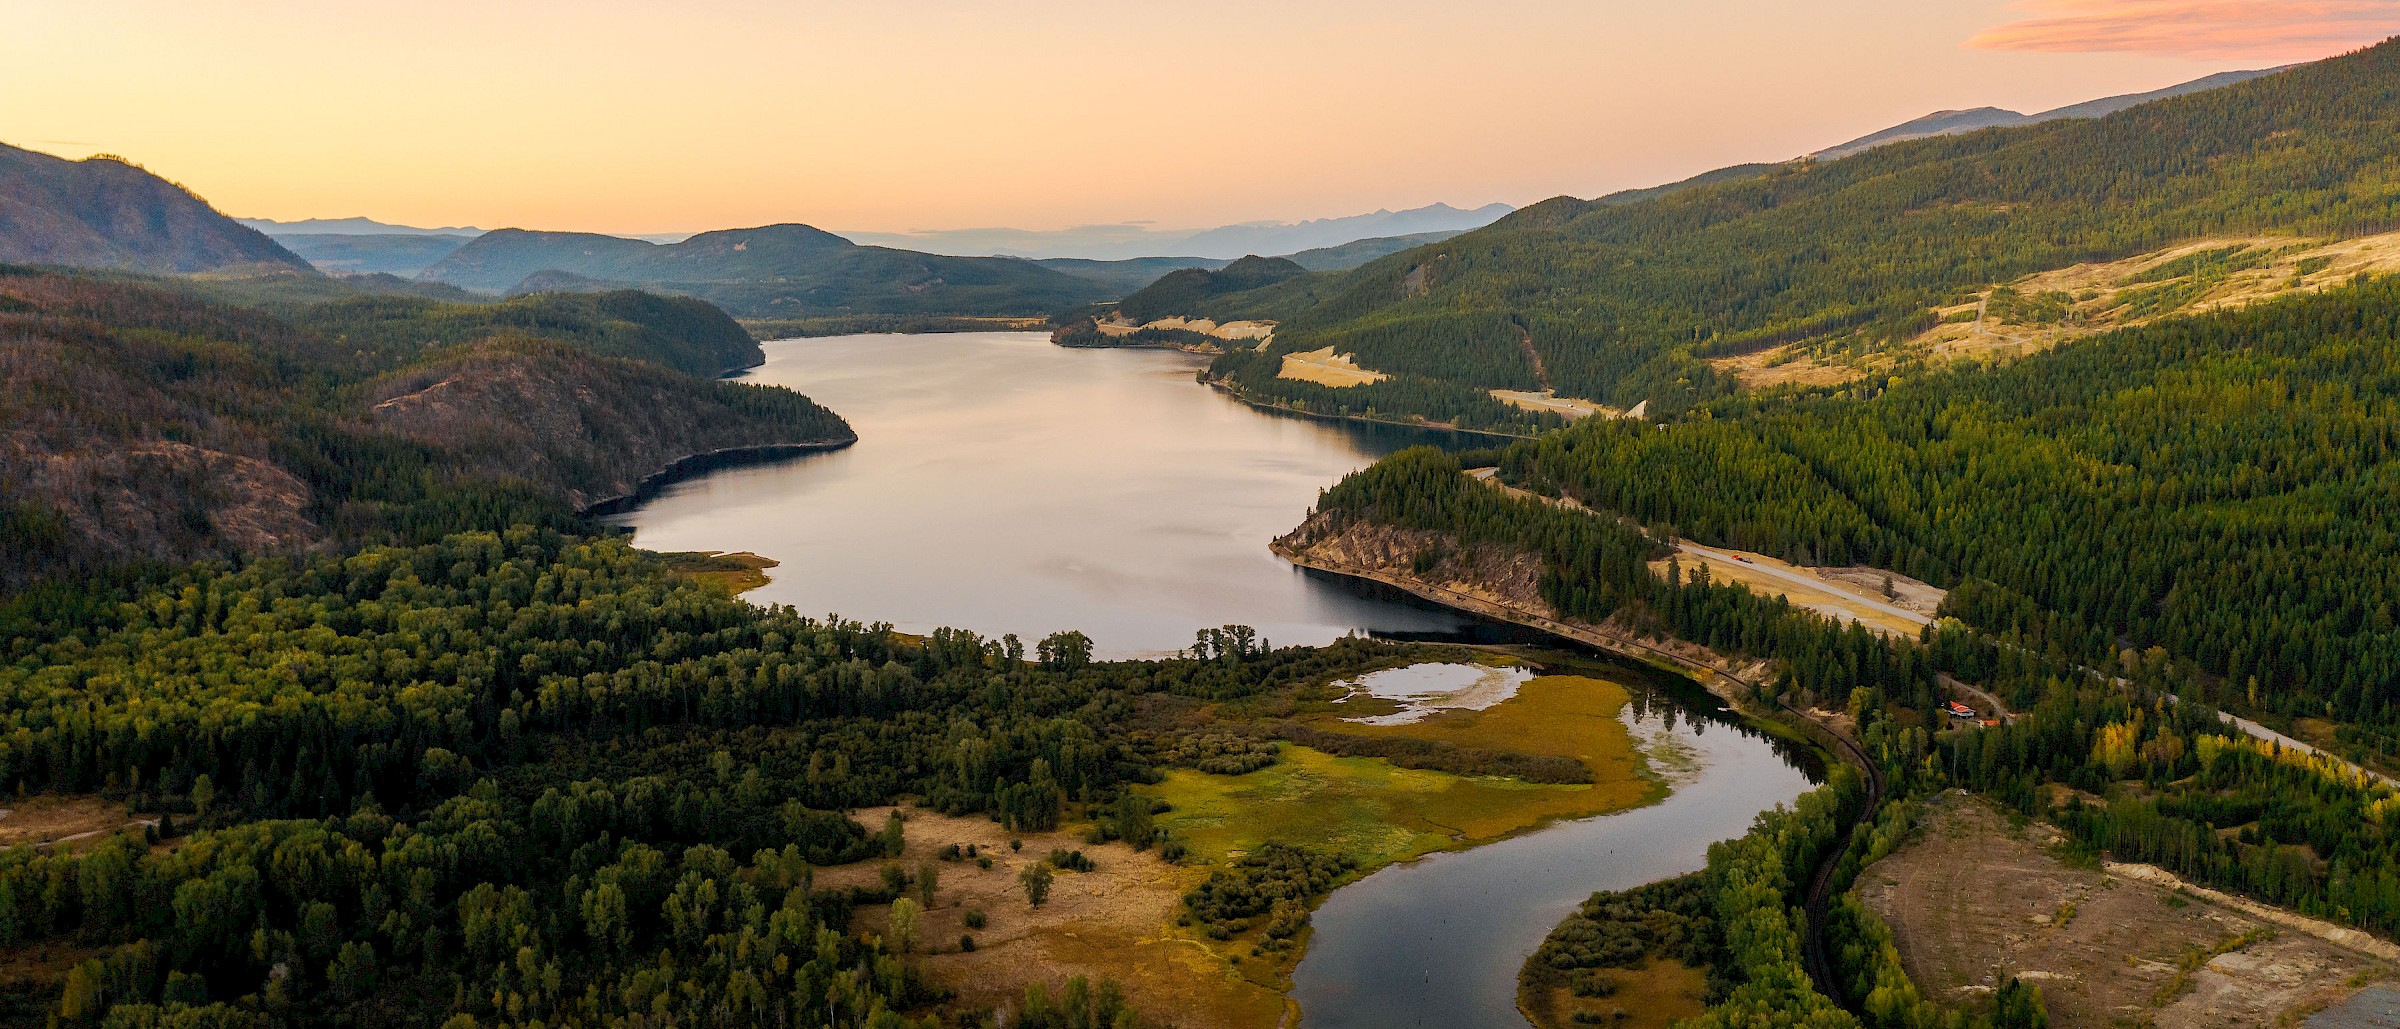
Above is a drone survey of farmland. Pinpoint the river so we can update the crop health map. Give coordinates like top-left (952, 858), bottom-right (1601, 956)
top-left (604, 331), bottom-right (1487, 658)
top-left (604, 332), bottom-right (1818, 1028)
top-left (1291, 676), bottom-right (1815, 1028)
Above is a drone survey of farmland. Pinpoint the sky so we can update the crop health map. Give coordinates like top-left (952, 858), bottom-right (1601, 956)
top-left (6, 0), bottom-right (2396, 236)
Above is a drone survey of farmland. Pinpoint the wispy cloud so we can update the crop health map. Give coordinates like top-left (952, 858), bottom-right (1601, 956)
top-left (1968, 0), bottom-right (2400, 60)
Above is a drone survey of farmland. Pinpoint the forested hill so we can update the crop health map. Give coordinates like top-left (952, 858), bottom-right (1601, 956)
top-left (418, 223), bottom-right (1113, 318)
top-left (0, 268), bottom-right (849, 591)
top-left (1193, 38), bottom-right (2400, 420)
top-left (0, 143), bottom-right (311, 274)
top-left (1113, 255), bottom-right (1308, 323)
top-left (1328, 274), bottom-right (2400, 732)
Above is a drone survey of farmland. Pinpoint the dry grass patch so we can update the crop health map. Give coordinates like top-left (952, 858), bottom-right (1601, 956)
top-left (1654, 547), bottom-right (1937, 637)
top-left (1521, 958), bottom-right (1707, 1029)
top-left (1490, 389), bottom-right (1619, 421)
top-left (1277, 347), bottom-right (1387, 387)
top-left (1717, 231), bottom-right (2400, 391)
top-left (819, 807), bottom-right (1290, 1029)
top-left (0, 795), bottom-right (150, 852)
top-left (1859, 793), bottom-right (2388, 1028)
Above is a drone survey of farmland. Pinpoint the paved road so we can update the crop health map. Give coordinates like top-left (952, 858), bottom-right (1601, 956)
top-left (1677, 543), bottom-right (1932, 627)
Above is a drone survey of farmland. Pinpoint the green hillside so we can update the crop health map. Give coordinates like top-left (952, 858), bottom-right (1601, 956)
top-left (1192, 40), bottom-right (2400, 420)
top-left (420, 223), bottom-right (1113, 317)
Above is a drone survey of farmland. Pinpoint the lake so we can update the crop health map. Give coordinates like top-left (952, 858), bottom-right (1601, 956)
top-left (607, 332), bottom-right (1818, 1029)
top-left (604, 331), bottom-right (1489, 657)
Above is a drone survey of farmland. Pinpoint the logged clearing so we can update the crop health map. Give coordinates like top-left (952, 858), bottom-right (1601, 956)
top-left (0, 795), bottom-right (151, 851)
top-left (1721, 231), bottom-right (2400, 390)
top-left (1860, 794), bottom-right (2390, 1028)
top-left (1653, 545), bottom-right (1941, 637)
top-left (1097, 315), bottom-right (1276, 345)
top-left (1277, 347), bottom-right (1388, 387)
top-left (1148, 674), bottom-right (1659, 868)
top-left (818, 807), bottom-right (1289, 1029)
top-left (1490, 389), bottom-right (1619, 421)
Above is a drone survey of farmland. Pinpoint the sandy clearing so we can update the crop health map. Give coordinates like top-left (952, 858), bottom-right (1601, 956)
top-left (1863, 794), bottom-right (2389, 1028)
top-left (1657, 545), bottom-right (1939, 638)
top-left (0, 795), bottom-right (154, 851)
top-left (819, 806), bottom-right (1289, 1029)
top-left (1099, 315), bottom-right (1277, 345)
top-left (1489, 389), bottom-right (1619, 420)
top-left (1277, 347), bottom-right (1387, 387)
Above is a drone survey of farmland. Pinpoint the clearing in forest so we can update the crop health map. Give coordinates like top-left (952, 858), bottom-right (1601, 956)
top-left (1490, 389), bottom-right (1618, 421)
top-left (1276, 347), bottom-right (1388, 387)
top-left (821, 807), bottom-right (1289, 1029)
top-left (1859, 793), bottom-right (2391, 1028)
top-left (1720, 231), bottom-right (2400, 390)
top-left (1652, 544), bottom-right (1941, 638)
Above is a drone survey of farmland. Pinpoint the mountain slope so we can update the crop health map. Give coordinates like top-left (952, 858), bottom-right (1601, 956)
top-left (0, 143), bottom-right (311, 274)
top-left (1812, 67), bottom-right (2285, 160)
top-left (0, 268), bottom-right (848, 589)
top-left (274, 232), bottom-right (476, 276)
top-left (419, 224), bottom-right (1110, 317)
top-left (1190, 41), bottom-right (2400, 421)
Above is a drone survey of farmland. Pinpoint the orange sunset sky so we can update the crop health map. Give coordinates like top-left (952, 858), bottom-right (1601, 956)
top-left (8, 0), bottom-right (2396, 235)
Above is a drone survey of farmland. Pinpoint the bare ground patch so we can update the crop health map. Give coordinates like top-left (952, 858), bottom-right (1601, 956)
top-left (1277, 347), bottom-right (1387, 388)
top-left (821, 806), bottom-right (1289, 1029)
top-left (1860, 793), bottom-right (2388, 1028)
top-left (0, 795), bottom-right (152, 852)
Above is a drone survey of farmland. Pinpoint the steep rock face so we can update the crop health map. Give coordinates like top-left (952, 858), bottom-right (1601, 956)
top-left (366, 341), bottom-right (854, 510)
top-left (0, 144), bottom-right (311, 273)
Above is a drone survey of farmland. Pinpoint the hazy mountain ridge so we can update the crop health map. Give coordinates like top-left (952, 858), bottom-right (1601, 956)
top-left (842, 202), bottom-right (1513, 261)
top-left (417, 224), bottom-right (1109, 318)
top-left (1812, 66), bottom-right (2286, 160)
top-left (0, 143), bottom-right (312, 274)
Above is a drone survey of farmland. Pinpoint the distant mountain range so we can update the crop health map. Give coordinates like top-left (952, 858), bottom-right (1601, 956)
top-left (1812, 67), bottom-right (2288, 161)
top-left (0, 143), bottom-right (310, 274)
top-left (416, 224), bottom-right (1112, 318)
top-left (840, 203), bottom-right (1514, 261)
top-left (237, 215), bottom-right (486, 236)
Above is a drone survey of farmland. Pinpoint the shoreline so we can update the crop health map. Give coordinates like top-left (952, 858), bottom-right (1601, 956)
top-left (1204, 378), bottom-right (1536, 441)
top-left (579, 436), bottom-right (858, 517)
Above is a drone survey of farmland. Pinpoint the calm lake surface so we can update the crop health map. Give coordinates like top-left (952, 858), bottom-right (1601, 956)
top-left (1292, 682), bottom-right (1816, 1028)
top-left (604, 332), bottom-right (1481, 657)
top-left (610, 332), bottom-right (1818, 1029)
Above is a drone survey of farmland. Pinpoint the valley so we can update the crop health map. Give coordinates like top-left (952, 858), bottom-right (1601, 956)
top-left (11, 19), bottom-right (2400, 1029)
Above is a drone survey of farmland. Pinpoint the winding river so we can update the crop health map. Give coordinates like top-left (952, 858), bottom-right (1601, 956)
top-left (605, 332), bottom-right (1819, 1027)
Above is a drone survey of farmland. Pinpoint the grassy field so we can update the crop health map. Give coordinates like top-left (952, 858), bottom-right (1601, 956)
top-left (657, 550), bottom-right (778, 594)
top-left (1148, 674), bottom-right (1661, 866)
top-left (1521, 958), bottom-right (1708, 1029)
top-left (1277, 346), bottom-right (1387, 387)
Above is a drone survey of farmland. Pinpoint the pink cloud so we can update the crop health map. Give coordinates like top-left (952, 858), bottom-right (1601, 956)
top-left (1968, 0), bottom-right (2400, 60)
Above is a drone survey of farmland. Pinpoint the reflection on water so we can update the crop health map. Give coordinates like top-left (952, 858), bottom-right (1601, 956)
top-left (604, 332), bottom-right (1484, 657)
top-left (1291, 676), bottom-right (1817, 1029)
